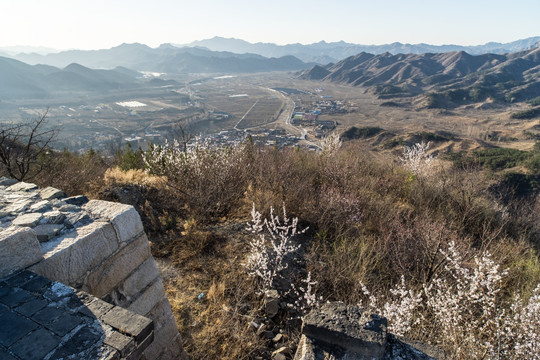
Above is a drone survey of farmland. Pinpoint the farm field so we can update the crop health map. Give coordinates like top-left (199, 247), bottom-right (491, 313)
top-left (1, 71), bottom-right (538, 154)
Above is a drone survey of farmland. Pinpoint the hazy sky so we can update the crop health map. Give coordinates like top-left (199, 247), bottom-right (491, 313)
top-left (1, 0), bottom-right (539, 50)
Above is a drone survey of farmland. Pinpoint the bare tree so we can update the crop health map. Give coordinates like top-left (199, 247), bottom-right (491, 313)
top-left (0, 109), bottom-right (58, 181)
top-left (170, 121), bottom-right (195, 152)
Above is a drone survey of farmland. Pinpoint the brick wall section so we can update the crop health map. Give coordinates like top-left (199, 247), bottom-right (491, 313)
top-left (0, 181), bottom-right (186, 360)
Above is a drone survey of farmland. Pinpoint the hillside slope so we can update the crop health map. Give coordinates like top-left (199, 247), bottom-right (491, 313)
top-left (10, 44), bottom-right (310, 73)
top-left (300, 48), bottom-right (540, 105)
top-left (0, 57), bottom-right (141, 98)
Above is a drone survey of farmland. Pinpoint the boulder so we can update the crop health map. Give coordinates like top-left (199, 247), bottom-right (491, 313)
top-left (264, 289), bottom-right (280, 318)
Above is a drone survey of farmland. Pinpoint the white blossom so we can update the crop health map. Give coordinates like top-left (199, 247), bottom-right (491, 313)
top-left (244, 204), bottom-right (307, 294)
top-left (400, 141), bottom-right (435, 177)
top-left (320, 132), bottom-right (342, 155)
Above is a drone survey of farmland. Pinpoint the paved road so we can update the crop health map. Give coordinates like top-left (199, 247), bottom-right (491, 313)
top-left (263, 88), bottom-right (320, 149)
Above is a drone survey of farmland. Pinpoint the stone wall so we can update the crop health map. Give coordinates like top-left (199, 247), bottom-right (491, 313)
top-left (0, 179), bottom-right (185, 360)
top-left (293, 302), bottom-right (445, 360)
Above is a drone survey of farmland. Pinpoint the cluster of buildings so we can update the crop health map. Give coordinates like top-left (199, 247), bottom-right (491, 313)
top-left (199, 128), bottom-right (301, 148)
top-left (290, 99), bottom-right (356, 137)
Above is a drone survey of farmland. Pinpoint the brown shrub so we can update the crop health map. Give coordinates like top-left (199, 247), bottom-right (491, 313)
top-left (34, 149), bottom-right (110, 197)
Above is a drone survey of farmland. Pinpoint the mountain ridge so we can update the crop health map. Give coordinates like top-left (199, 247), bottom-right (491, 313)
top-left (180, 36), bottom-right (540, 63)
top-left (4, 36), bottom-right (538, 68)
top-left (0, 56), bottom-right (141, 99)
top-left (299, 47), bottom-right (540, 107)
top-left (8, 43), bottom-right (310, 73)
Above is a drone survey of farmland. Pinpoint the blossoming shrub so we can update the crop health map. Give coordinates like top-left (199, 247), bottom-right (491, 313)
top-left (358, 241), bottom-right (540, 360)
top-left (144, 138), bottom-right (250, 219)
top-left (401, 141), bottom-right (436, 177)
top-left (244, 204), bottom-right (306, 293)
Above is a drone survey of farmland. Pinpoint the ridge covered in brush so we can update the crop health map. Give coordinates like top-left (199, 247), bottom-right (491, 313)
top-left (300, 48), bottom-right (540, 106)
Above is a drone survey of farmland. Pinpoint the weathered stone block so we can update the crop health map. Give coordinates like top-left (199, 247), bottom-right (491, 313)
top-left (29, 200), bottom-right (51, 212)
top-left (21, 275), bottom-right (52, 293)
top-left (104, 331), bottom-right (135, 357)
top-left (119, 258), bottom-right (160, 303)
top-left (127, 279), bottom-right (165, 316)
top-left (101, 306), bottom-right (153, 343)
top-left (39, 187), bottom-right (66, 200)
top-left (0, 348), bottom-right (18, 360)
top-left (146, 297), bottom-right (174, 332)
top-left (42, 210), bottom-right (65, 224)
top-left (64, 211), bottom-right (90, 228)
top-left (83, 200), bottom-right (144, 244)
top-left (58, 204), bottom-right (78, 212)
top-left (47, 312), bottom-right (84, 336)
top-left (15, 298), bottom-right (48, 317)
top-left (4, 200), bottom-right (31, 215)
top-left (33, 224), bottom-right (64, 242)
top-left (0, 307), bottom-right (39, 347)
top-left (65, 195), bottom-right (89, 206)
top-left (83, 234), bottom-right (151, 297)
top-left (12, 213), bottom-right (43, 227)
top-left (0, 227), bottom-right (42, 278)
top-left (10, 327), bottom-right (60, 360)
top-left (0, 287), bottom-right (36, 308)
top-left (29, 222), bottom-right (118, 286)
top-left (141, 316), bottom-right (182, 360)
top-left (301, 302), bottom-right (387, 359)
top-left (7, 182), bottom-right (38, 192)
top-left (126, 330), bottom-right (153, 360)
top-left (78, 297), bottom-right (114, 320)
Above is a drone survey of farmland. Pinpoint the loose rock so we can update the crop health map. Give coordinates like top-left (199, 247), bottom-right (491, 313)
top-left (13, 213), bottom-right (43, 227)
top-left (34, 224), bottom-right (65, 242)
top-left (264, 289), bottom-right (280, 318)
top-left (39, 187), bottom-right (66, 200)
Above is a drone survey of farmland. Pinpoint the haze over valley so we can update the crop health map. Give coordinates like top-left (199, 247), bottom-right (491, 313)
top-left (1, 36), bottom-right (540, 156)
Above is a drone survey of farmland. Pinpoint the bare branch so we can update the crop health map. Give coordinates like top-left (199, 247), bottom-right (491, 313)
top-left (0, 109), bottom-right (58, 181)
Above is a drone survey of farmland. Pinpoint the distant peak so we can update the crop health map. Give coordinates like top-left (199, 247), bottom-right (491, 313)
top-left (64, 62), bottom-right (87, 70)
top-left (114, 42), bottom-right (149, 49)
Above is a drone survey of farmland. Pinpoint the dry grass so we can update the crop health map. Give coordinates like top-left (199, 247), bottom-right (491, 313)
top-left (103, 167), bottom-right (166, 187)
top-left (31, 140), bottom-right (540, 359)
top-left (152, 220), bottom-right (269, 359)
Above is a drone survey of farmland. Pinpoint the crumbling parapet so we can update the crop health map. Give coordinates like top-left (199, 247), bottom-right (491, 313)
top-left (294, 302), bottom-right (443, 360)
top-left (0, 179), bottom-right (185, 360)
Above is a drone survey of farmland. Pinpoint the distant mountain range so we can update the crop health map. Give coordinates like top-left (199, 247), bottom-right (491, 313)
top-left (181, 36), bottom-right (540, 63)
top-left (8, 44), bottom-right (310, 73)
top-left (0, 56), bottom-right (141, 99)
top-left (0, 46), bottom-right (61, 56)
top-left (299, 48), bottom-right (540, 107)
top-left (3, 36), bottom-right (538, 72)
top-left (3, 37), bottom-right (540, 103)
